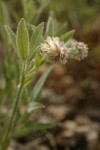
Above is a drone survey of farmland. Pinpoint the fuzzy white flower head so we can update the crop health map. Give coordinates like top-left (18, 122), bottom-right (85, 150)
top-left (40, 37), bottom-right (68, 64)
top-left (66, 39), bottom-right (88, 61)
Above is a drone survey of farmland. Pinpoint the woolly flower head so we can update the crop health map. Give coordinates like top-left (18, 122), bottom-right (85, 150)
top-left (66, 39), bottom-right (88, 61)
top-left (40, 37), bottom-right (68, 64)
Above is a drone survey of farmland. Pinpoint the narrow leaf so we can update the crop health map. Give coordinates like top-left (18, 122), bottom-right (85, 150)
top-left (24, 76), bottom-right (32, 87)
top-left (27, 102), bottom-right (45, 113)
top-left (15, 123), bottom-right (54, 138)
top-left (56, 22), bottom-right (68, 36)
top-left (0, 1), bottom-right (10, 46)
top-left (18, 102), bottom-right (45, 123)
top-left (22, 0), bottom-right (36, 23)
top-left (32, 65), bottom-right (53, 101)
top-left (29, 22), bottom-right (44, 60)
top-left (5, 25), bottom-right (18, 56)
top-left (46, 16), bottom-right (54, 37)
top-left (60, 30), bottom-right (75, 42)
top-left (16, 18), bottom-right (29, 61)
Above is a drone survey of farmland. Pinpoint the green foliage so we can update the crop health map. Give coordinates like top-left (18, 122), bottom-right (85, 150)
top-left (0, 15), bottom-right (57, 148)
top-left (1, 7), bottom-right (76, 146)
top-left (0, 2), bottom-right (78, 146)
top-left (22, 0), bottom-right (51, 23)
top-left (0, 0), bottom-right (96, 149)
top-left (22, 0), bottom-right (36, 23)
top-left (56, 22), bottom-right (68, 36)
top-left (45, 16), bottom-right (55, 37)
top-left (4, 26), bottom-right (18, 55)
top-left (14, 123), bottom-right (54, 138)
top-left (29, 22), bottom-right (44, 61)
top-left (0, 1), bottom-right (10, 46)
top-left (26, 102), bottom-right (45, 113)
top-left (60, 30), bottom-right (75, 42)
top-left (16, 18), bottom-right (29, 61)
top-left (32, 65), bottom-right (53, 101)
top-left (0, 12), bottom-right (76, 144)
top-left (17, 101), bottom-right (45, 125)
top-left (47, 0), bottom-right (100, 34)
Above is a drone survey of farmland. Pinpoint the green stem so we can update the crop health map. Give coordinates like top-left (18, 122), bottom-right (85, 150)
top-left (0, 63), bottom-right (25, 150)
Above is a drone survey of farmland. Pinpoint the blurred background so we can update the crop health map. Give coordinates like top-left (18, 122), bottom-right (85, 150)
top-left (0, 0), bottom-right (100, 149)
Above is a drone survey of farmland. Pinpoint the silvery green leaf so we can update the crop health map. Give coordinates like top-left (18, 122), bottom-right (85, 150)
top-left (27, 23), bottom-right (36, 37)
top-left (60, 30), bottom-right (75, 42)
top-left (16, 18), bottom-right (29, 61)
top-left (56, 22), bottom-right (68, 36)
top-left (29, 22), bottom-right (44, 60)
top-left (27, 102), bottom-right (45, 113)
top-left (17, 102), bottom-right (45, 124)
top-left (14, 123), bottom-right (54, 138)
top-left (32, 65), bottom-right (53, 101)
top-left (5, 25), bottom-right (19, 56)
top-left (46, 16), bottom-right (55, 37)
top-left (0, 1), bottom-right (10, 46)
